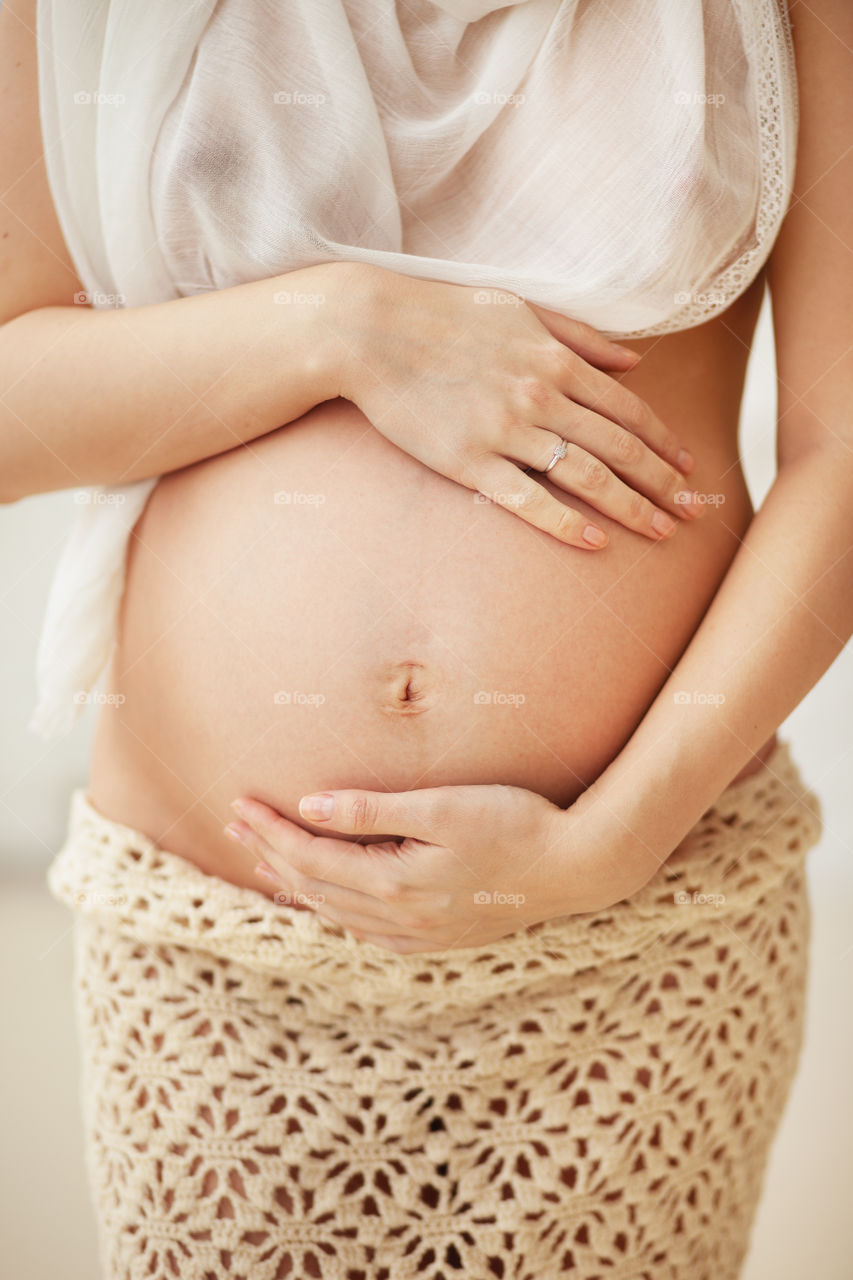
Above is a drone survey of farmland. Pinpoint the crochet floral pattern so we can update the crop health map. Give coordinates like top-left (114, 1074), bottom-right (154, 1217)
top-left (48, 740), bottom-right (822, 1279)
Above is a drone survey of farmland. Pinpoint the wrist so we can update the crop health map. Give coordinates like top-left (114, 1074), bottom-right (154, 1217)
top-left (549, 790), bottom-right (664, 915)
top-left (321, 260), bottom-right (395, 405)
top-left (278, 260), bottom-right (366, 406)
top-left (292, 257), bottom-right (381, 401)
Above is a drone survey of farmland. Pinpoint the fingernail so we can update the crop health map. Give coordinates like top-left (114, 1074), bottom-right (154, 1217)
top-left (583, 525), bottom-right (608, 548)
top-left (299, 793), bottom-right (334, 820)
top-left (652, 511), bottom-right (677, 537)
top-left (614, 344), bottom-right (640, 361)
top-left (223, 823), bottom-right (245, 843)
top-left (677, 449), bottom-right (695, 473)
top-left (229, 799), bottom-right (248, 817)
top-left (254, 861), bottom-right (277, 881)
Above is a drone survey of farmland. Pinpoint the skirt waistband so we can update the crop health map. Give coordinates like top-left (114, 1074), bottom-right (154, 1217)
top-left (47, 738), bottom-right (822, 1021)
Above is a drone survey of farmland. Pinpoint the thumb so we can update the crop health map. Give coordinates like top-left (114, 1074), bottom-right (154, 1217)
top-left (526, 302), bottom-right (641, 372)
top-left (298, 788), bottom-right (440, 842)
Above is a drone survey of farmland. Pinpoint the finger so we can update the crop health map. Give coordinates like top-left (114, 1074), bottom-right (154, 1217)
top-left (508, 422), bottom-right (704, 539)
top-left (348, 929), bottom-right (440, 954)
top-left (229, 796), bottom-right (434, 892)
top-left (472, 457), bottom-right (610, 549)
top-left (226, 804), bottom-right (396, 896)
top-left (527, 303), bottom-right (642, 373)
top-left (508, 433), bottom-right (679, 541)
top-left (263, 871), bottom-right (397, 924)
top-left (271, 878), bottom-right (421, 934)
top-left (553, 350), bottom-right (694, 475)
top-left (296, 787), bottom-right (445, 844)
top-left (525, 403), bottom-right (704, 520)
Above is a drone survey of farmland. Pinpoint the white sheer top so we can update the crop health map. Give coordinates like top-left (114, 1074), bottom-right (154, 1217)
top-left (31, 0), bottom-right (798, 737)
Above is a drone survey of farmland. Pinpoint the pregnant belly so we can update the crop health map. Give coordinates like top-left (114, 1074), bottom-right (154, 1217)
top-left (88, 397), bottom-right (756, 884)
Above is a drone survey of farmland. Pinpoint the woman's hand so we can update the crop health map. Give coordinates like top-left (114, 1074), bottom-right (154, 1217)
top-left (223, 780), bottom-right (641, 954)
top-left (333, 263), bottom-right (704, 548)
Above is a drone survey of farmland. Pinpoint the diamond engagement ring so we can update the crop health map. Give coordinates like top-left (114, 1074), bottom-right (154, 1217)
top-left (542, 437), bottom-right (569, 474)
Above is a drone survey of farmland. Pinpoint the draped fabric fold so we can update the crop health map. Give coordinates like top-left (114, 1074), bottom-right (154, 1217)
top-left (30, 0), bottom-right (798, 738)
top-left (427, 0), bottom-right (533, 19)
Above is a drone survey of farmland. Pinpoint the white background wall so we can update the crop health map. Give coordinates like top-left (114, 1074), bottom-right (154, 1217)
top-left (0, 293), bottom-right (851, 1276)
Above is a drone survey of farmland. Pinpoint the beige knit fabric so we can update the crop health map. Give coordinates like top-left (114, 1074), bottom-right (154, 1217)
top-left (47, 738), bottom-right (822, 1280)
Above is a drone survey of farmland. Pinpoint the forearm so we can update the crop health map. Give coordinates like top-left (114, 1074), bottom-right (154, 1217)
top-left (0, 259), bottom-right (356, 502)
top-left (564, 445), bottom-right (853, 896)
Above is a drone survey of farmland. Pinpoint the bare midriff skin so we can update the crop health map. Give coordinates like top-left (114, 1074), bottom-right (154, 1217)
top-left (88, 270), bottom-right (777, 896)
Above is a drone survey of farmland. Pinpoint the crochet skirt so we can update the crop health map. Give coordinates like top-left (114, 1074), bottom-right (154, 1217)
top-left (47, 738), bottom-right (822, 1280)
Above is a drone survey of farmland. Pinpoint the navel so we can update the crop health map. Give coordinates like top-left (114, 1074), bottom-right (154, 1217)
top-left (378, 660), bottom-right (435, 716)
